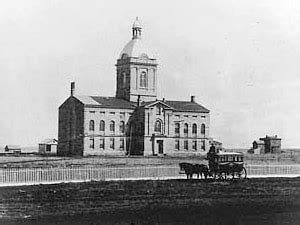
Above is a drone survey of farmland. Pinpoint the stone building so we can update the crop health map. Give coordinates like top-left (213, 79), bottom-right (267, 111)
top-left (259, 135), bottom-right (281, 153)
top-left (57, 18), bottom-right (210, 156)
top-left (251, 135), bottom-right (281, 154)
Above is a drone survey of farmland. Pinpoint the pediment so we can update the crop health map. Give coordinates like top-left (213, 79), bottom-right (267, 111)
top-left (144, 101), bottom-right (174, 110)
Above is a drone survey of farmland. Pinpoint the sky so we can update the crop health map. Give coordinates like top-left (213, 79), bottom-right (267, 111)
top-left (0, 0), bottom-right (300, 148)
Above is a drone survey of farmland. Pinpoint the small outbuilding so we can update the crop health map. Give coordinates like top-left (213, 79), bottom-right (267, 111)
top-left (209, 139), bottom-right (223, 152)
top-left (4, 145), bottom-right (21, 154)
top-left (252, 140), bottom-right (265, 154)
top-left (38, 139), bottom-right (58, 155)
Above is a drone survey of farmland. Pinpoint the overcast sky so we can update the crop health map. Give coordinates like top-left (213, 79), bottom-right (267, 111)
top-left (0, 0), bottom-right (300, 148)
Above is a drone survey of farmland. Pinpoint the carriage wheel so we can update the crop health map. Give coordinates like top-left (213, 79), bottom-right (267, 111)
top-left (219, 172), bottom-right (227, 181)
top-left (238, 167), bottom-right (247, 179)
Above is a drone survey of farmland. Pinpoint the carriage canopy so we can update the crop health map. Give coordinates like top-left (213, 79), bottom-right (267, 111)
top-left (213, 151), bottom-right (244, 164)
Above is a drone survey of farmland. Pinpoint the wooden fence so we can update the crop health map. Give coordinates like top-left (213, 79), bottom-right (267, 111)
top-left (0, 165), bottom-right (299, 186)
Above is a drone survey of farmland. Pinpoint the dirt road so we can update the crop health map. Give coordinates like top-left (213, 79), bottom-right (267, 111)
top-left (0, 177), bottom-right (299, 224)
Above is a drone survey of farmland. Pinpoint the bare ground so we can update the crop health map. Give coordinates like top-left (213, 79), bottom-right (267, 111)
top-left (0, 177), bottom-right (299, 224)
top-left (0, 154), bottom-right (299, 168)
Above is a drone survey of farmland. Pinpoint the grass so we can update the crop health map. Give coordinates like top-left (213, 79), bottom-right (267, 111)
top-left (0, 177), bottom-right (299, 224)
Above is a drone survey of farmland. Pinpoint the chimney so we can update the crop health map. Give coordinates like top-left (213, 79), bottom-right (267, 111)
top-left (71, 82), bottom-right (75, 96)
top-left (191, 96), bottom-right (195, 102)
top-left (137, 95), bottom-right (141, 107)
top-left (162, 98), bottom-right (165, 102)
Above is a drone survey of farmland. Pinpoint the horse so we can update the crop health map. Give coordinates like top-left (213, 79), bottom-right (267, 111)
top-left (192, 164), bottom-right (209, 179)
top-left (179, 163), bottom-right (209, 179)
top-left (179, 162), bottom-right (194, 179)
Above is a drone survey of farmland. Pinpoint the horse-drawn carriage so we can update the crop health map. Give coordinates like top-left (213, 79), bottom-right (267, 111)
top-left (179, 151), bottom-right (247, 180)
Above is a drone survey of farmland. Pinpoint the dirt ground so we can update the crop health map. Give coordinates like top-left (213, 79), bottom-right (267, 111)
top-left (0, 177), bottom-right (299, 225)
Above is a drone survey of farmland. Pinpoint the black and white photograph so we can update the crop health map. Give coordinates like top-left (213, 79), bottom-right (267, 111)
top-left (0, 0), bottom-right (299, 224)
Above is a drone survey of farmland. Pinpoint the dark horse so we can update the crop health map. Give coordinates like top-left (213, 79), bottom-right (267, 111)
top-left (179, 163), bottom-right (209, 179)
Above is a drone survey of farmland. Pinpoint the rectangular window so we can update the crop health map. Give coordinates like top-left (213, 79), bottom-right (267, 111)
top-left (201, 116), bottom-right (206, 118)
top-left (184, 140), bottom-right (188, 150)
top-left (100, 138), bottom-right (105, 150)
top-left (120, 138), bottom-right (125, 150)
top-left (110, 112), bottom-right (115, 115)
top-left (89, 111), bottom-right (95, 113)
top-left (110, 138), bottom-right (115, 149)
top-left (90, 138), bottom-right (94, 149)
top-left (156, 106), bottom-right (161, 115)
top-left (192, 115), bottom-right (197, 118)
top-left (192, 141), bottom-right (197, 151)
top-left (175, 140), bottom-right (179, 150)
top-left (100, 111), bottom-right (105, 115)
top-left (201, 140), bottom-right (205, 151)
top-left (184, 115), bottom-right (188, 118)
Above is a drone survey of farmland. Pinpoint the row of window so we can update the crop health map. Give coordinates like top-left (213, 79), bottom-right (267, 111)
top-left (90, 120), bottom-right (206, 137)
top-left (89, 120), bottom-right (125, 133)
top-left (89, 138), bottom-right (125, 150)
top-left (175, 123), bottom-right (205, 135)
top-left (153, 120), bottom-right (206, 135)
top-left (175, 140), bottom-right (206, 151)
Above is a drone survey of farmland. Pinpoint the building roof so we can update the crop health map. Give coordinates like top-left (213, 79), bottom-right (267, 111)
top-left (39, 139), bottom-right (58, 145)
top-left (142, 99), bottom-right (209, 113)
top-left (259, 135), bottom-right (281, 140)
top-left (75, 95), bottom-right (136, 110)
top-left (5, 145), bottom-right (21, 150)
top-left (165, 100), bottom-right (209, 113)
top-left (217, 151), bottom-right (243, 156)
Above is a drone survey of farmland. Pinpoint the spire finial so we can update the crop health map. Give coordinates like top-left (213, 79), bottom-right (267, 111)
top-left (132, 17), bottom-right (142, 39)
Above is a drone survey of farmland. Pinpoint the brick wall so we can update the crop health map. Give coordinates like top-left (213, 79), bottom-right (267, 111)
top-left (58, 97), bottom-right (84, 156)
top-left (82, 107), bottom-right (134, 156)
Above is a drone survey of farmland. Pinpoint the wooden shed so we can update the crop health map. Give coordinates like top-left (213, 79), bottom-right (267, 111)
top-left (38, 139), bottom-right (58, 155)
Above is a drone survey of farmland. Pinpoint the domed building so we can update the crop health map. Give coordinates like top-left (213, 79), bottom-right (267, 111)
top-left (58, 18), bottom-right (210, 156)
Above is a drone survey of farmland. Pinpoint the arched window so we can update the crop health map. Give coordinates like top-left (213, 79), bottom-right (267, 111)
top-left (89, 120), bottom-right (94, 131)
top-left (110, 121), bottom-right (115, 133)
top-left (140, 71), bottom-right (147, 88)
top-left (154, 120), bottom-right (162, 133)
top-left (120, 121), bottom-right (125, 133)
top-left (175, 123), bottom-right (180, 135)
top-left (192, 124), bottom-right (197, 135)
top-left (99, 120), bottom-right (105, 132)
top-left (184, 123), bottom-right (188, 136)
top-left (201, 124), bottom-right (206, 135)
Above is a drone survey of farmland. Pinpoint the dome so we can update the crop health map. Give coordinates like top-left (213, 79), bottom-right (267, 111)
top-left (119, 38), bottom-right (154, 59)
top-left (118, 18), bottom-right (155, 60)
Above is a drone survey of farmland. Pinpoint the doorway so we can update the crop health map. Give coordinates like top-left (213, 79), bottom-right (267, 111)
top-left (157, 140), bottom-right (164, 154)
